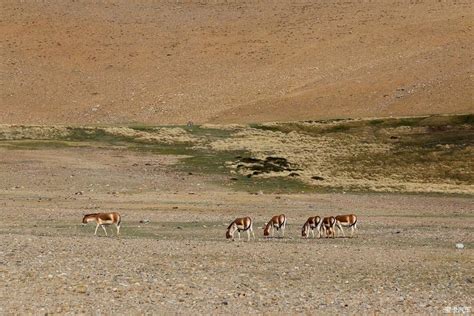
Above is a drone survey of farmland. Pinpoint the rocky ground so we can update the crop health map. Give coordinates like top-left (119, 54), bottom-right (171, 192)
top-left (0, 147), bottom-right (472, 314)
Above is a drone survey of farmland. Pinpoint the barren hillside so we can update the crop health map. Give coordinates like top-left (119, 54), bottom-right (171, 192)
top-left (1, 0), bottom-right (472, 124)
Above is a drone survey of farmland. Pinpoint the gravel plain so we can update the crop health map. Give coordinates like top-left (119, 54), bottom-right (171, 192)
top-left (0, 148), bottom-right (472, 314)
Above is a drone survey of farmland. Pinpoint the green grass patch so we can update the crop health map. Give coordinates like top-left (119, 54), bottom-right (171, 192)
top-left (62, 127), bottom-right (137, 145)
top-left (180, 125), bottom-right (235, 139)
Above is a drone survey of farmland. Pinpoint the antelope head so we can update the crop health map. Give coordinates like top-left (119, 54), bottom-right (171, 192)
top-left (301, 223), bottom-right (308, 238)
top-left (226, 223), bottom-right (236, 240)
top-left (263, 223), bottom-right (271, 237)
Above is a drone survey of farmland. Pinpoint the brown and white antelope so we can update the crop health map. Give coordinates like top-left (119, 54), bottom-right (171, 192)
top-left (321, 216), bottom-right (336, 238)
top-left (264, 214), bottom-right (287, 238)
top-left (82, 212), bottom-right (121, 237)
top-left (335, 214), bottom-right (358, 238)
top-left (301, 216), bottom-right (322, 238)
top-left (226, 217), bottom-right (255, 241)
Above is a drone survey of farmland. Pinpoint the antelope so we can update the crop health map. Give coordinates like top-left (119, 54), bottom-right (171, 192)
top-left (226, 217), bottom-right (255, 241)
top-left (82, 212), bottom-right (121, 237)
top-left (301, 216), bottom-right (322, 238)
top-left (263, 214), bottom-right (287, 238)
top-left (321, 216), bottom-right (336, 238)
top-left (335, 214), bottom-right (358, 237)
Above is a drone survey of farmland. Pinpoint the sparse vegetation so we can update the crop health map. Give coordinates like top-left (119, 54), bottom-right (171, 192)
top-left (0, 114), bottom-right (472, 195)
top-left (247, 114), bottom-right (473, 194)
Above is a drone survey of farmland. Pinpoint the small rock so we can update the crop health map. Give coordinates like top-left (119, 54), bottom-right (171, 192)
top-left (75, 285), bottom-right (87, 294)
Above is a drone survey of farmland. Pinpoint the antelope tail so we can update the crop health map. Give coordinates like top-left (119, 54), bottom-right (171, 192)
top-left (350, 217), bottom-right (357, 227)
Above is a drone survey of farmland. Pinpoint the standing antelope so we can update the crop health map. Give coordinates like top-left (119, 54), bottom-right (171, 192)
top-left (226, 217), bottom-right (255, 241)
top-left (264, 214), bottom-right (287, 238)
top-left (301, 216), bottom-right (322, 238)
top-left (321, 216), bottom-right (336, 238)
top-left (335, 214), bottom-right (358, 237)
top-left (82, 212), bottom-right (121, 237)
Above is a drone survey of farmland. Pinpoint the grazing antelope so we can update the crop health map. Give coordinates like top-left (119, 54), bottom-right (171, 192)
top-left (335, 214), bottom-right (358, 238)
top-left (226, 217), bottom-right (255, 241)
top-left (82, 212), bottom-right (121, 237)
top-left (321, 216), bottom-right (336, 238)
top-left (264, 214), bottom-right (287, 238)
top-left (301, 216), bottom-right (322, 238)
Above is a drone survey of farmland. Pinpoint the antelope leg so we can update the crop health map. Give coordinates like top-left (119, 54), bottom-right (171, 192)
top-left (101, 225), bottom-right (108, 237)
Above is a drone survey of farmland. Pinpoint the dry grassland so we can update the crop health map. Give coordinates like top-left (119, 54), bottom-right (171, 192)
top-left (1, 114), bottom-right (472, 195)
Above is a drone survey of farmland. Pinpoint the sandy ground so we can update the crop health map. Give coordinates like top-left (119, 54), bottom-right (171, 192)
top-left (1, 0), bottom-right (472, 125)
top-left (0, 147), bottom-right (472, 314)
